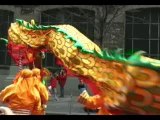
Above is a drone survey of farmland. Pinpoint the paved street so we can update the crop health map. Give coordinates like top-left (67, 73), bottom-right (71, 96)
top-left (46, 95), bottom-right (96, 115)
top-left (0, 95), bottom-right (97, 115)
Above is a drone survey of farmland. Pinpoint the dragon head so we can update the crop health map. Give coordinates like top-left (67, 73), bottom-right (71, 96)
top-left (7, 19), bottom-right (50, 65)
top-left (8, 19), bottom-right (51, 48)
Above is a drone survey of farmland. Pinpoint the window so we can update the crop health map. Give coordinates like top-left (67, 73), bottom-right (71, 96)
top-left (0, 10), bottom-right (14, 66)
top-left (125, 8), bottom-right (160, 59)
top-left (41, 7), bottom-right (95, 68)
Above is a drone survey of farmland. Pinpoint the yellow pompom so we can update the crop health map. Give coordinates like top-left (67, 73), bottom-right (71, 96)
top-left (21, 69), bottom-right (33, 78)
top-left (31, 19), bottom-right (35, 25)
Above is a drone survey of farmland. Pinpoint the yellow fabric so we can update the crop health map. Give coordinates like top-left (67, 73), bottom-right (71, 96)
top-left (78, 90), bottom-right (104, 110)
top-left (0, 68), bottom-right (49, 115)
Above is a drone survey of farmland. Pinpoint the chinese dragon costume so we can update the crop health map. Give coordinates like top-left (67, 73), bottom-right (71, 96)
top-left (2, 19), bottom-right (160, 115)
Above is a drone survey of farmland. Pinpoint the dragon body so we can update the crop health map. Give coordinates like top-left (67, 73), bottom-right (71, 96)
top-left (6, 19), bottom-right (160, 115)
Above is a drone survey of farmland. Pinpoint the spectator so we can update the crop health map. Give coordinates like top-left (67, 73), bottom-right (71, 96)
top-left (48, 73), bottom-right (59, 101)
top-left (57, 69), bottom-right (67, 98)
top-left (78, 79), bottom-right (87, 93)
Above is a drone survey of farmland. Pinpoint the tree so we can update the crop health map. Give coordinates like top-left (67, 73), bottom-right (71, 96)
top-left (64, 5), bottom-right (126, 48)
top-left (95, 5), bottom-right (125, 47)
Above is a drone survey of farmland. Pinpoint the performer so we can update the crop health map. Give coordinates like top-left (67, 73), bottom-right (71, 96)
top-left (0, 68), bottom-right (49, 115)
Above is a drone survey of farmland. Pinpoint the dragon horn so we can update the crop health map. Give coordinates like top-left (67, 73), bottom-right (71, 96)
top-left (134, 50), bottom-right (146, 56)
top-left (31, 19), bottom-right (35, 25)
top-left (0, 38), bottom-right (8, 44)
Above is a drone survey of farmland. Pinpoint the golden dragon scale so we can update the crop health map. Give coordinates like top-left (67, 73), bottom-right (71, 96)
top-left (5, 19), bottom-right (160, 115)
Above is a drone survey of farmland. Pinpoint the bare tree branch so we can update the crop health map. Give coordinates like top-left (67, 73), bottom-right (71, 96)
top-left (105, 5), bottom-right (125, 32)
